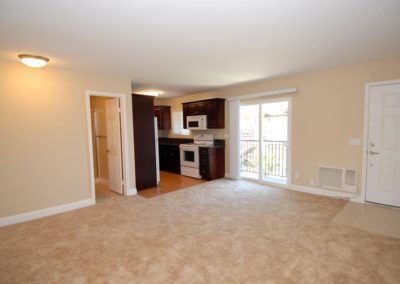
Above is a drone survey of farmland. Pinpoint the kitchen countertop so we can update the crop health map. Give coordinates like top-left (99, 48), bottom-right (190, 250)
top-left (198, 144), bottom-right (225, 149)
top-left (199, 139), bottom-right (225, 148)
top-left (158, 138), bottom-right (193, 146)
top-left (158, 137), bottom-right (225, 148)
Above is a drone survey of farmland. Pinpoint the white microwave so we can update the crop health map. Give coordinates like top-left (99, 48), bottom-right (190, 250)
top-left (187, 115), bottom-right (207, 130)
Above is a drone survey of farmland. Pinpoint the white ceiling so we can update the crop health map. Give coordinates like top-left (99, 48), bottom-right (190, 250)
top-left (1, 0), bottom-right (400, 98)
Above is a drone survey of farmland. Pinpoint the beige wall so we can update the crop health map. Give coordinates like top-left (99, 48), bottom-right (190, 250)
top-left (2, 57), bottom-right (400, 218)
top-left (0, 60), bottom-right (135, 218)
top-left (155, 57), bottom-right (400, 191)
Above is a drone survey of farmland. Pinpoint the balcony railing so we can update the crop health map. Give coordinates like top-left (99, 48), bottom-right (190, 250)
top-left (240, 140), bottom-right (288, 178)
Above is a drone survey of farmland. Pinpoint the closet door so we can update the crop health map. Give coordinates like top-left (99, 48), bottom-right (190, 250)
top-left (105, 98), bottom-right (124, 194)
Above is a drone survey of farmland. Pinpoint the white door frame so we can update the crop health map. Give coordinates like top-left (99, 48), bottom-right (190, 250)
top-left (239, 97), bottom-right (292, 186)
top-left (353, 79), bottom-right (400, 203)
top-left (85, 90), bottom-right (131, 203)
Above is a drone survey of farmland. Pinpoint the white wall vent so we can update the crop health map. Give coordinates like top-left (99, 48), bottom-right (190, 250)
top-left (317, 166), bottom-right (357, 193)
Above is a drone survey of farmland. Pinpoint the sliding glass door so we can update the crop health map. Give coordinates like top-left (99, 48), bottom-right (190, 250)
top-left (240, 104), bottom-right (260, 179)
top-left (240, 99), bottom-right (290, 184)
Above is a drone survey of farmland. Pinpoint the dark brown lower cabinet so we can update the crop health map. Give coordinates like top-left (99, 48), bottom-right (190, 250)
top-left (132, 94), bottom-right (157, 190)
top-left (199, 147), bottom-right (225, 180)
top-left (159, 144), bottom-right (180, 174)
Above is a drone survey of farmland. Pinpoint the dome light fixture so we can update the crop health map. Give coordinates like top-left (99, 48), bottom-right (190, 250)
top-left (18, 54), bottom-right (49, 68)
top-left (137, 90), bottom-right (162, 97)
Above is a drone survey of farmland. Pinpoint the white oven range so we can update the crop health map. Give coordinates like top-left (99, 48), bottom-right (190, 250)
top-left (179, 134), bottom-right (213, 179)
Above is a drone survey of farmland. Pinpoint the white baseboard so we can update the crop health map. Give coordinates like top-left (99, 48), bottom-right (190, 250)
top-left (242, 177), bottom-right (357, 199)
top-left (287, 184), bottom-right (357, 199)
top-left (0, 198), bottom-right (95, 227)
top-left (350, 195), bottom-right (365, 203)
top-left (126, 187), bottom-right (137, 196)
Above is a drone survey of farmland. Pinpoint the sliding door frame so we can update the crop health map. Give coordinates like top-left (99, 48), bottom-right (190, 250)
top-left (239, 97), bottom-right (292, 186)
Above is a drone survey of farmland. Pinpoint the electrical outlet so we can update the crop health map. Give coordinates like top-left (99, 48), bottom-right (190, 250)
top-left (309, 178), bottom-right (315, 186)
top-left (295, 172), bottom-right (300, 179)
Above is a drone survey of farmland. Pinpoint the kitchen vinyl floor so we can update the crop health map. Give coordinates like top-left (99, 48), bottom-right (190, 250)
top-left (332, 201), bottom-right (400, 238)
top-left (95, 182), bottom-right (122, 201)
top-left (138, 170), bottom-right (207, 198)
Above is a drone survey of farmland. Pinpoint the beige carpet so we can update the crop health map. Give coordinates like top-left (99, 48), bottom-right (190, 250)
top-left (1, 179), bottom-right (400, 283)
top-left (332, 202), bottom-right (400, 239)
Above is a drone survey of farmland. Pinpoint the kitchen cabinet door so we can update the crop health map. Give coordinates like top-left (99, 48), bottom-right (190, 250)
top-left (159, 144), bottom-right (180, 174)
top-left (199, 147), bottom-right (225, 180)
top-left (154, 106), bottom-right (171, 129)
top-left (182, 99), bottom-right (225, 129)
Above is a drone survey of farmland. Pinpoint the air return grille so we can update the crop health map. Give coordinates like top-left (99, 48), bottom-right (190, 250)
top-left (318, 166), bottom-right (357, 193)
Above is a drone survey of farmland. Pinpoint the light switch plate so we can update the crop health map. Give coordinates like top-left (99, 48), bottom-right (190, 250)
top-left (349, 138), bottom-right (361, 146)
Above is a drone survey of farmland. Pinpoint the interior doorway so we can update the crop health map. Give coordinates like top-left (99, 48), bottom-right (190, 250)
top-left (239, 98), bottom-right (291, 185)
top-left (86, 91), bottom-right (131, 202)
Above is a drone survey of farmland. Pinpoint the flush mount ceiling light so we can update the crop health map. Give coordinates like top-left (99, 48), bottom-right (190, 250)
top-left (18, 54), bottom-right (49, 68)
top-left (137, 90), bottom-right (162, 97)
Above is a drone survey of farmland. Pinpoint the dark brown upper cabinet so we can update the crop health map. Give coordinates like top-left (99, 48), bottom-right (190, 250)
top-left (182, 98), bottom-right (225, 129)
top-left (154, 105), bottom-right (171, 129)
top-left (187, 101), bottom-right (206, 116)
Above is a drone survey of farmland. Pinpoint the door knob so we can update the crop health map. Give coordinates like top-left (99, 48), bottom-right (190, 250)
top-left (369, 151), bottom-right (379, 155)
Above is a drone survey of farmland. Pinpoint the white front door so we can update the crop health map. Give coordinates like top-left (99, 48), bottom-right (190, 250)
top-left (105, 98), bottom-right (123, 194)
top-left (366, 83), bottom-right (400, 207)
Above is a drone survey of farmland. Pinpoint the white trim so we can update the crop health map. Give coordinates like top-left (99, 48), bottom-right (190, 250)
top-left (352, 79), bottom-right (400, 203)
top-left (239, 97), bottom-right (292, 185)
top-left (126, 188), bottom-right (138, 196)
top-left (85, 90), bottom-right (132, 202)
top-left (0, 199), bottom-right (94, 227)
top-left (258, 103), bottom-right (262, 180)
top-left (228, 100), bottom-right (241, 179)
top-left (91, 110), bottom-right (100, 178)
top-left (365, 79), bottom-right (400, 88)
top-left (288, 184), bottom-right (357, 199)
top-left (287, 97), bottom-right (292, 185)
top-left (227, 87), bottom-right (297, 101)
top-left (242, 177), bottom-right (356, 199)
